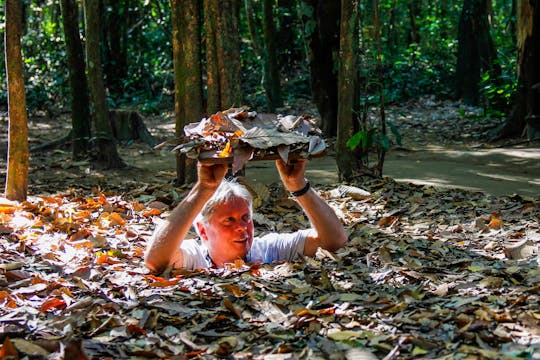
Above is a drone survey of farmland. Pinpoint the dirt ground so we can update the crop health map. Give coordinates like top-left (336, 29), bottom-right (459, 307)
top-left (1, 97), bottom-right (539, 198)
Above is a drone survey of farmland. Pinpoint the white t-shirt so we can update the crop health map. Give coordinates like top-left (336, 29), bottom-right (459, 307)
top-left (179, 229), bottom-right (311, 270)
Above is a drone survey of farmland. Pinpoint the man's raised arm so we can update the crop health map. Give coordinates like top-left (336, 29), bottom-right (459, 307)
top-left (144, 163), bottom-right (228, 272)
top-left (276, 159), bottom-right (348, 256)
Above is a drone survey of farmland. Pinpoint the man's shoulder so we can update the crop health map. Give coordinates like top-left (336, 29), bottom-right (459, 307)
top-left (181, 238), bottom-right (205, 254)
top-left (256, 229), bottom-right (313, 243)
top-left (248, 229), bottom-right (312, 263)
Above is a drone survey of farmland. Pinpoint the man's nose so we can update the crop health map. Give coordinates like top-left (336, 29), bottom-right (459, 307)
top-left (235, 222), bottom-right (248, 231)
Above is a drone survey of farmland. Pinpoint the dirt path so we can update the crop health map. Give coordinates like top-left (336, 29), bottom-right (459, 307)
top-left (238, 143), bottom-right (540, 197)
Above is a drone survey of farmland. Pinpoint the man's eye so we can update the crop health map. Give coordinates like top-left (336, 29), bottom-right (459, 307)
top-left (242, 215), bottom-right (251, 222)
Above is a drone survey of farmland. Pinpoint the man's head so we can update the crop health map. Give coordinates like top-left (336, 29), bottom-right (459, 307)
top-left (194, 180), bottom-right (254, 265)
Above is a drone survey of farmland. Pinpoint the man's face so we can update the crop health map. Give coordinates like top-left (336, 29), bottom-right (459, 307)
top-left (198, 197), bottom-right (254, 264)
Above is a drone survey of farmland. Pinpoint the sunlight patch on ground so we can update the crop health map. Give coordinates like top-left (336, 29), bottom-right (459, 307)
top-left (392, 177), bottom-right (483, 192)
top-left (475, 171), bottom-right (540, 185)
top-left (425, 145), bottom-right (540, 161)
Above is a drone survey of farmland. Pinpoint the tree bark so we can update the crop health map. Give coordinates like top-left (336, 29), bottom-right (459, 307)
top-left (171, 0), bottom-right (202, 184)
top-left (407, 0), bottom-right (420, 45)
top-left (83, 0), bottom-right (124, 168)
top-left (60, 0), bottom-right (91, 159)
top-left (262, 0), bottom-right (282, 111)
top-left (102, 0), bottom-right (129, 96)
top-left (455, 0), bottom-right (500, 105)
top-left (336, 0), bottom-right (360, 182)
top-left (300, 0), bottom-right (340, 137)
top-left (498, 0), bottom-right (540, 139)
top-left (204, 0), bottom-right (220, 115)
top-left (215, 0), bottom-right (242, 109)
top-left (4, 0), bottom-right (29, 201)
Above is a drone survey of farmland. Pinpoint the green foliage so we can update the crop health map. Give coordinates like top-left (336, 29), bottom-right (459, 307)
top-left (346, 123), bottom-right (401, 153)
top-left (480, 67), bottom-right (516, 118)
top-left (0, 0), bottom-right (518, 122)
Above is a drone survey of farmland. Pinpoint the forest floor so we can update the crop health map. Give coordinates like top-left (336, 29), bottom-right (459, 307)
top-left (0, 97), bottom-right (539, 359)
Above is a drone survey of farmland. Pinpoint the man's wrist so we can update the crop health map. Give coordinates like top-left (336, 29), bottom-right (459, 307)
top-left (290, 179), bottom-right (311, 197)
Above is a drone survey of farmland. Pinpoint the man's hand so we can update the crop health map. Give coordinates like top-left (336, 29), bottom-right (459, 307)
top-left (276, 158), bottom-right (308, 192)
top-left (197, 162), bottom-right (228, 190)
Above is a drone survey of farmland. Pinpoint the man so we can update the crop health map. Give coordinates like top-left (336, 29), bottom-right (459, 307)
top-left (144, 159), bottom-right (347, 272)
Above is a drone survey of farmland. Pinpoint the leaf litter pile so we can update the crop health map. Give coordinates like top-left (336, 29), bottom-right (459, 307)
top-left (1, 175), bottom-right (539, 359)
top-left (168, 108), bottom-right (326, 174)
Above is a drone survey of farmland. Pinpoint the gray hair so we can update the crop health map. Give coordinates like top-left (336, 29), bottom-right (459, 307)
top-left (193, 179), bottom-right (253, 235)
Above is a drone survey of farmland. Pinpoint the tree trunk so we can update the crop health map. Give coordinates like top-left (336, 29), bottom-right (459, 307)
top-left (171, 0), bottom-right (202, 184)
top-left (103, 0), bottom-right (129, 96)
top-left (497, 0), bottom-right (540, 139)
top-left (387, 0), bottom-right (398, 56)
top-left (455, 0), bottom-right (499, 105)
top-left (407, 0), bottom-right (420, 45)
top-left (262, 0), bottom-right (282, 111)
top-left (4, 0), bottom-right (29, 201)
top-left (215, 0), bottom-right (242, 109)
top-left (336, 0), bottom-right (360, 182)
top-left (300, 0), bottom-right (340, 137)
top-left (277, 0), bottom-right (302, 67)
top-left (83, 0), bottom-right (124, 168)
top-left (204, 0), bottom-right (220, 114)
top-left (60, 0), bottom-right (91, 160)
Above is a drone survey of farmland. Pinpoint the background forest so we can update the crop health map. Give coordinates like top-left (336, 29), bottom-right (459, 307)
top-left (0, 0), bottom-right (516, 114)
top-left (4, 0), bottom-right (535, 193)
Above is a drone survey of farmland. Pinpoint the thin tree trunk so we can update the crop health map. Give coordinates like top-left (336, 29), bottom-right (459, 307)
top-left (374, 0), bottom-right (386, 176)
top-left (262, 0), bottom-right (282, 111)
top-left (455, 0), bottom-right (499, 105)
top-left (60, 0), bottom-right (91, 159)
top-left (407, 0), bottom-right (420, 45)
top-left (498, 0), bottom-right (540, 139)
top-left (215, 0), bottom-right (242, 109)
top-left (171, 0), bottom-right (201, 184)
top-left (83, 0), bottom-right (124, 168)
top-left (336, 0), bottom-right (359, 182)
top-left (300, 0), bottom-right (340, 137)
top-left (4, 0), bottom-right (29, 201)
top-left (102, 0), bottom-right (129, 96)
top-left (204, 0), bottom-right (220, 114)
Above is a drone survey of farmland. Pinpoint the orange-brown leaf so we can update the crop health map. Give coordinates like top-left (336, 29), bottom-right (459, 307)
top-left (109, 212), bottom-right (126, 226)
top-left (0, 291), bottom-right (18, 309)
top-left (142, 208), bottom-right (162, 217)
top-left (40, 298), bottom-right (66, 312)
top-left (0, 337), bottom-right (19, 359)
top-left (378, 216), bottom-right (399, 227)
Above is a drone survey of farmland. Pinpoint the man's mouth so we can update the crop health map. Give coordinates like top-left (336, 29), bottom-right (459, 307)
top-left (233, 238), bottom-right (247, 243)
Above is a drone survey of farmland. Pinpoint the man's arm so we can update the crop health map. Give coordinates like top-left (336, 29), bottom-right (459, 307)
top-left (144, 163), bottom-right (227, 272)
top-left (276, 159), bottom-right (348, 256)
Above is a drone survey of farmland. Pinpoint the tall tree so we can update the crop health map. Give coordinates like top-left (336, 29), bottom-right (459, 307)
top-left (262, 0), bottom-right (282, 111)
top-left (102, 0), bottom-right (129, 96)
top-left (83, 0), bottom-right (124, 168)
top-left (216, 0), bottom-right (243, 109)
top-left (336, 0), bottom-right (360, 181)
top-left (204, 0), bottom-right (242, 111)
top-left (455, 0), bottom-right (500, 105)
top-left (204, 0), bottom-right (220, 114)
top-left (245, 0), bottom-right (282, 112)
top-left (300, 0), bottom-right (340, 137)
top-left (498, 0), bottom-right (540, 139)
top-left (171, 0), bottom-right (202, 184)
top-left (4, 0), bottom-right (29, 201)
top-left (60, 0), bottom-right (91, 159)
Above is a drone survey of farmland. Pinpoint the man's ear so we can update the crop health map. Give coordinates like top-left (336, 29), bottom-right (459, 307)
top-left (196, 222), bottom-right (208, 241)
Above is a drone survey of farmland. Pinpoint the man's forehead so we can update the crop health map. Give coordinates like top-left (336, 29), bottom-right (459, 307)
top-left (214, 197), bottom-right (251, 211)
